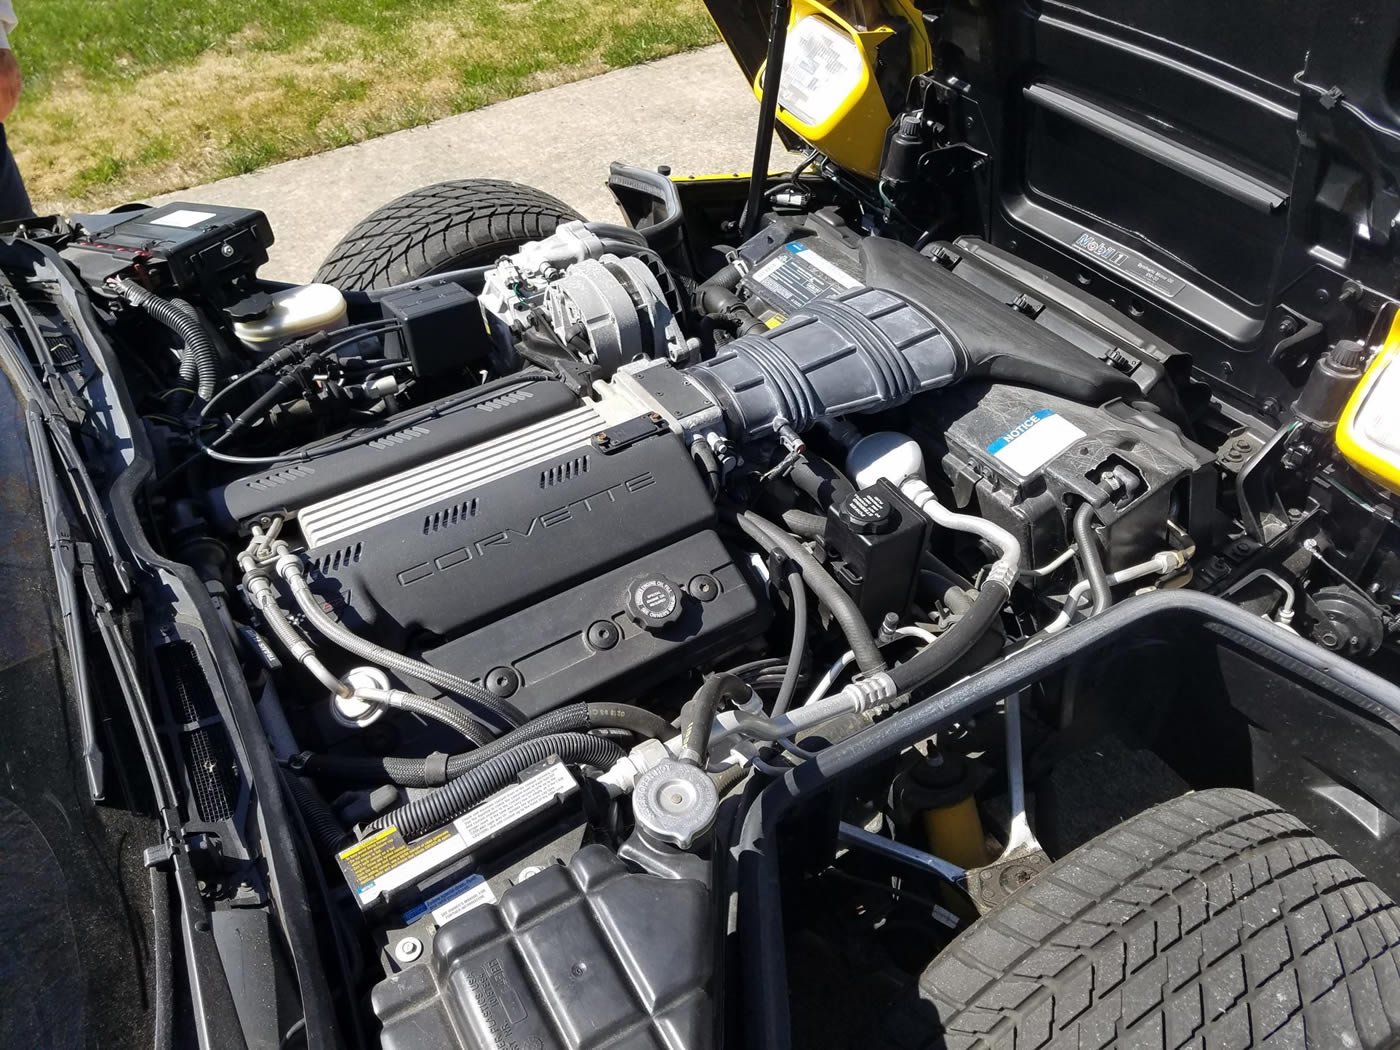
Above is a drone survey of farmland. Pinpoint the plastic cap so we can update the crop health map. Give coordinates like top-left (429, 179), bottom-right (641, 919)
top-left (847, 431), bottom-right (925, 489)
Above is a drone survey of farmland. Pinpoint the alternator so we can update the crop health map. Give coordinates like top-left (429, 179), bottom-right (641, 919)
top-left (479, 221), bottom-right (684, 375)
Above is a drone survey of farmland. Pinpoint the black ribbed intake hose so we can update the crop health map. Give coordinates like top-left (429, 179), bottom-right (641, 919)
top-left (887, 580), bottom-right (1010, 695)
top-left (116, 279), bottom-right (219, 401)
top-left (727, 508), bottom-right (886, 675)
top-left (368, 733), bottom-right (626, 840)
top-left (1072, 502), bottom-right (1113, 616)
top-left (295, 702), bottom-right (673, 788)
top-left (678, 673), bottom-right (749, 766)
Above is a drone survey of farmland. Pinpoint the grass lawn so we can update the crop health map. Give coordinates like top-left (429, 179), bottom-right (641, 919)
top-left (12, 0), bottom-right (719, 213)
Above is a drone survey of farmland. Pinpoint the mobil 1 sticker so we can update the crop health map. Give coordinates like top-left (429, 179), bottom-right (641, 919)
top-left (1071, 230), bottom-right (1184, 299)
top-left (986, 409), bottom-right (1087, 477)
top-left (748, 242), bottom-right (859, 311)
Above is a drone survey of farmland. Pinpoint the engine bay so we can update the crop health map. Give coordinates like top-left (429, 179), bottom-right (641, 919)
top-left (10, 167), bottom-right (1400, 1048)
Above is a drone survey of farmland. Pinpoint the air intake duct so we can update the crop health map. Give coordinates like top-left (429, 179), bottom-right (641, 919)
top-left (685, 285), bottom-right (962, 441)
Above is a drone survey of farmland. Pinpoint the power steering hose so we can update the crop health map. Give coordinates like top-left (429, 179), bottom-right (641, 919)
top-left (273, 546), bottom-right (526, 732)
top-left (725, 508), bottom-right (887, 675)
top-left (1072, 501), bottom-right (1113, 615)
top-left (114, 278), bottom-right (220, 402)
top-left (293, 702), bottom-right (674, 788)
top-left (368, 733), bottom-right (626, 840)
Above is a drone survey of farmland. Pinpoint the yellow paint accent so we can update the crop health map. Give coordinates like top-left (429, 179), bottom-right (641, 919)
top-left (752, 0), bottom-right (895, 178)
top-left (1337, 311), bottom-right (1400, 494)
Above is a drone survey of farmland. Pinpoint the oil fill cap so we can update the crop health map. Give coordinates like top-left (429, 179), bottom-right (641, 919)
top-left (625, 574), bottom-right (684, 631)
top-left (836, 490), bottom-right (893, 534)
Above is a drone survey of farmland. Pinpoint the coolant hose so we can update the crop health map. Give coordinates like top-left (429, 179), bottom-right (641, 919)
top-left (368, 733), bottom-right (626, 839)
top-left (727, 509), bottom-right (886, 675)
top-left (788, 454), bottom-right (855, 508)
top-left (115, 279), bottom-right (219, 401)
top-left (294, 702), bottom-right (672, 788)
top-left (778, 508), bottom-right (826, 539)
top-left (678, 673), bottom-right (750, 766)
top-left (887, 580), bottom-right (1010, 694)
top-left (1072, 502), bottom-right (1113, 615)
top-left (276, 551), bottom-right (525, 732)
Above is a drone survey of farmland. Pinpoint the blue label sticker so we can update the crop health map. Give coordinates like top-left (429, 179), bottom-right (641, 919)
top-left (402, 873), bottom-right (487, 925)
top-left (985, 409), bottom-right (1087, 477)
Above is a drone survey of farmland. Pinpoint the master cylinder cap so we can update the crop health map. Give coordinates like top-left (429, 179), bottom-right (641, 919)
top-left (631, 758), bottom-right (719, 851)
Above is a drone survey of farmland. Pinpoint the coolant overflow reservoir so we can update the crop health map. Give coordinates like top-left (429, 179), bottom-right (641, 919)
top-left (234, 282), bottom-right (348, 351)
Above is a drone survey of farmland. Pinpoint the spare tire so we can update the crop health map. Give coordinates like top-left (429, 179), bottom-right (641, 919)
top-left (903, 788), bottom-right (1400, 1049)
top-left (314, 178), bottom-right (583, 290)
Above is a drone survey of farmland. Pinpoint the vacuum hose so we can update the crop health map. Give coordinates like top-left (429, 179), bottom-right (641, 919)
top-left (115, 279), bottom-right (220, 402)
top-left (369, 733), bottom-right (626, 839)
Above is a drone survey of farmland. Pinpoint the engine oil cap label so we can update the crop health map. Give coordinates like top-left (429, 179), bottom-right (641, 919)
top-left (987, 409), bottom-right (1087, 477)
top-left (1072, 230), bottom-right (1185, 299)
top-left (749, 241), bottom-right (859, 311)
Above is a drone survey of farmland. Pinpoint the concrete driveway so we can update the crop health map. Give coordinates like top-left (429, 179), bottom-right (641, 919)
top-left (159, 46), bottom-right (801, 282)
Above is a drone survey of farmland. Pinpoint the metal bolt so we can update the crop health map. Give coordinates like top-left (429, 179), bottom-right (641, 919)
top-left (395, 937), bottom-right (423, 963)
top-left (220, 243), bottom-right (235, 258)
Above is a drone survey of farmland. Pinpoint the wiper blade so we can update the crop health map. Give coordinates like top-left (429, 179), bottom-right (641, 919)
top-left (0, 314), bottom-right (133, 594)
top-left (25, 399), bottom-right (104, 799)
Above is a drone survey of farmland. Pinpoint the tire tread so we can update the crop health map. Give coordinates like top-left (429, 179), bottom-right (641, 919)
top-left (901, 788), bottom-right (1400, 1049)
top-left (313, 179), bottom-right (582, 289)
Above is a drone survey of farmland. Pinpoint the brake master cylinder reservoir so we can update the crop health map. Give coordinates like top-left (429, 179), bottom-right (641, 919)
top-left (233, 283), bottom-right (348, 352)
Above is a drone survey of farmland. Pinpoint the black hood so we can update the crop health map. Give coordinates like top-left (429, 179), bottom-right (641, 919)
top-left (707, 0), bottom-right (1400, 411)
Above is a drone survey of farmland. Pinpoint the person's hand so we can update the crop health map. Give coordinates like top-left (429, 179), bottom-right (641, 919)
top-left (0, 49), bottom-right (22, 124)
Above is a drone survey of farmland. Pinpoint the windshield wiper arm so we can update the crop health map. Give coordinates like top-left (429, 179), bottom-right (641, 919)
top-left (26, 399), bottom-right (105, 799)
top-left (0, 317), bottom-right (133, 594)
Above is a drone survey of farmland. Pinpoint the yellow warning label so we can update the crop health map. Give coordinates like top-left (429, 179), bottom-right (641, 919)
top-left (336, 824), bottom-right (462, 902)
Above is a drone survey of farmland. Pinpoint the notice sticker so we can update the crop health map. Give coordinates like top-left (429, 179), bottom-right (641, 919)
top-left (986, 409), bottom-right (1087, 477)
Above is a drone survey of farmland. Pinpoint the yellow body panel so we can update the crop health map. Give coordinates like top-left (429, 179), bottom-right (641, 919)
top-left (1337, 312), bottom-right (1400, 494)
top-left (753, 0), bottom-right (898, 178)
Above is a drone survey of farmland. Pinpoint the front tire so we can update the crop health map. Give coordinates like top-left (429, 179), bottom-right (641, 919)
top-left (906, 789), bottom-right (1400, 1048)
top-left (313, 178), bottom-right (583, 289)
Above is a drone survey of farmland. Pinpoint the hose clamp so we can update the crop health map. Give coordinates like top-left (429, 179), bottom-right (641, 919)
top-left (840, 672), bottom-right (899, 713)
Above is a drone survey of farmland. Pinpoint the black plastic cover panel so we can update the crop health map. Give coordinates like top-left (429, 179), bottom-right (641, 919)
top-left (303, 427), bottom-right (717, 653)
top-left (424, 531), bottom-right (765, 717)
top-left (372, 845), bottom-right (712, 1050)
